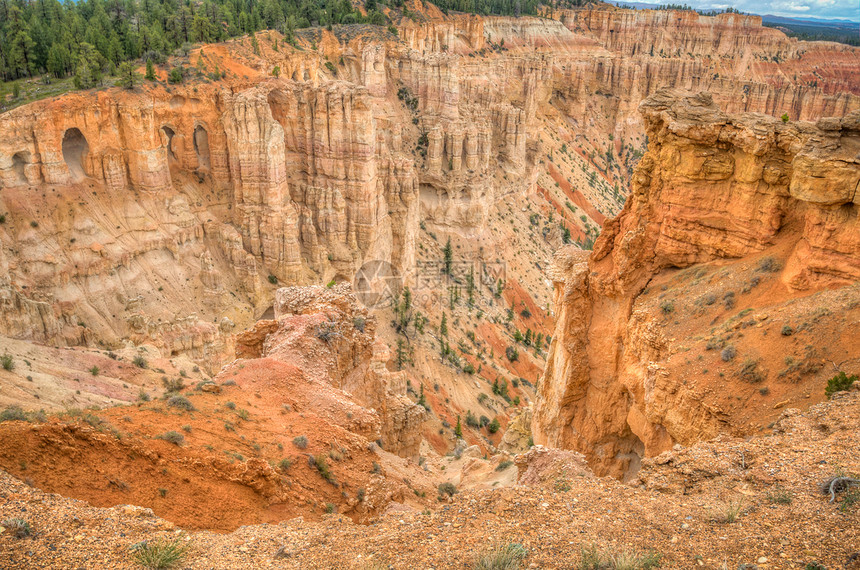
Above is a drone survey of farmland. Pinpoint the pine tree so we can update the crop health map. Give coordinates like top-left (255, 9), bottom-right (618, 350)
top-left (251, 35), bottom-right (260, 55)
top-left (396, 338), bottom-right (408, 370)
top-left (454, 415), bottom-right (463, 438)
top-left (145, 60), bottom-right (156, 81)
top-left (440, 313), bottom-right (448, 337)
top-left (272, 65), bottom-right (280, 77)
top-left (47, 43), bottom-right (72, 78)
top-left (417, 384), bottom-right (426, 409)
top-left (443, 238), bottom-right (453, 275)
top-left (116, 61), bottom-right (142, 89)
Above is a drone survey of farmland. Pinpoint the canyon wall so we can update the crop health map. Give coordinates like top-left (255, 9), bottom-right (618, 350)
top-left (533, 89), bottom-right (860, 478)
top-left (0, 28), bottom-right (543, 362)
top-left (1, 5), bottom-right (858, 370)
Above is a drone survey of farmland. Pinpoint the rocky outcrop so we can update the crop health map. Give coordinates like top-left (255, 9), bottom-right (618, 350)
top-left (238, 284), bottom-right (425, 458)
top-left (533, 89), bottom-right (860, 478)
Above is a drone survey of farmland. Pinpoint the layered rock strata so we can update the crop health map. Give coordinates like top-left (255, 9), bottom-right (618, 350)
top-left (533, 89), bottom-right (860, 477)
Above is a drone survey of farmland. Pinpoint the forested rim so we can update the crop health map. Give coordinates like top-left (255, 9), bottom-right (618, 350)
top-left (0, 0), bottom-right (591, 91)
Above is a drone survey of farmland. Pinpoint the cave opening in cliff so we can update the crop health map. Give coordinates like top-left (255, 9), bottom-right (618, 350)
top-left (161, 126), bottom-right (177, 163)
top-left (11, 151), bottom-right (29, 184)
top-left (258, 305), bottom-right (275, 320)
top-left (266, 89), bottom-right (290, 135)
top-left (62, 128), bottom-right (89, 181)
top-left (193, 125), bottom-right (210, 171)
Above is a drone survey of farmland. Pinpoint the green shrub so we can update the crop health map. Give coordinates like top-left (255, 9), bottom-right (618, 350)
top-left (132, 355), bottom-right (147, 369)
top-left (720, 345), bottom-right (736, 361)
top-left (162, 377), bottom-right (185, 393)
top-left (0, 406), bottom-right (29, 422)
top-left (130, 537), bottom-right (189, 569)
top-left (438, 482), bottom-right (457, 497)
top-left (158, 431), bottom-right (185, 445)
top-left (495, 460), bottom-right (513, 472)
top-left (472, 542), bottom-right (527, 570)
top-left (578, 544), bottom-right (661, 570)
top-left (278, 458), bottom-right (291, 471)
top-left (89, 365), bottom-right (100, 376)
top-left (167, 395), bottom-right (195, 411)
top-left (1, 518), bottom-right (31, 538)
top-left (293, 435), bottom-right (308, 449)
top-left (781, 325), bottom-right (793, 336)
top-left (825, 371), bottom-right (857, 398)
top-left (767, 485), bottom-right (792, 505)
top-left (1, 352), bottom-right (14, 371)
top-left (487, 418), bottom-right (501, 434)
top-left (313, 454), bottom-right (334, 482)
top-left (738, 359), bottom-right (764, 383)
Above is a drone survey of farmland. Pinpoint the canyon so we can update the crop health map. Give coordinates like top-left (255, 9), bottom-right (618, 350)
top-left (0, 1), bottom-right (858, 563)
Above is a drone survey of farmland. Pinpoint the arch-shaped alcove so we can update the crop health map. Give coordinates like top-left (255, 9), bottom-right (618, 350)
top-left (11, 151), bottom-right (29, 184)
top-left (161, 126), bottom-right (177, 163)
top-left (266, 89), bottom-right (291, 133)
top-left (62, 128), bottom-right (90, 181)
top-left (193, 125), bottom-right (210, 171)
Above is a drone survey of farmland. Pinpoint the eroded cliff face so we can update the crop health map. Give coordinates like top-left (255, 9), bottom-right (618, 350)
top-left (533, 89), bottom-right (860, 478)
top-left (0, 26), bottom-right (543, 363)
top-left (2, 5), bottom-right (858, 366)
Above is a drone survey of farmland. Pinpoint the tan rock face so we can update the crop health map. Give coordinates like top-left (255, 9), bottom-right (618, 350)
top-left (1, 8), bottom-right (857, 365)
top-left (533, 89), bottom-right (860, 478)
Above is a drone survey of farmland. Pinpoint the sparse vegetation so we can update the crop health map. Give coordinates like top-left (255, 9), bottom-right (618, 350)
top-left (313, 454), bottom-right (334, 483)
top-left (767, 485), bottom-right (793, 505)
top-left (719, 499), bottom-right (744, 523)
top-left (158, 431), bottom-right (185, 445)
top-left (738, 359), bottom-right (764, 383)
top-left (495, 460), bottom-right (513, 471)
top-left (472, 542), bottom-right (528, 570)
top-left (293, 435), bottom-right (309, 449)
top-left (0, 406), bottom-right (29, 422)
top-left (1, 352), bottom-right (14, 371)
top-left (720, 345), bottom-right (736, 362)
top-left (162, 377), bottom-right (185, 393)
top-left (579, 544), bottom-right (662, 569)
top-left (825, 371), bottom-right (856, 398)
top-left (167, 395), bottom-right (195, 411)
top-left (756, 256), bottom-right (781, 273)
top-left (133, 355), bottom-right (148, 369)
top-left (1, 518), bottom-right (31, 538)
top-left (130, 537), bottom-right (189, 569)
top-left (438, 482), bottom-right (457, 497)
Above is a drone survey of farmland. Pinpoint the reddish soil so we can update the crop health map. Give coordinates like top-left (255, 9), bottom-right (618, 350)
top-left (0, 358), bottom-right (428, 532)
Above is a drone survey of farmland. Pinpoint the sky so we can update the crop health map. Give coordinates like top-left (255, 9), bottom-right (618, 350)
top-left (677, 0), bottom-right (859, 21)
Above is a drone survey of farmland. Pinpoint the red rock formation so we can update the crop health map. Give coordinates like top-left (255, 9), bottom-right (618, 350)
top-left (533, 89), bottom-right (860, 478)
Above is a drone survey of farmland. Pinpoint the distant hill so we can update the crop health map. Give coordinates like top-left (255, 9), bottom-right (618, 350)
top-left (605, 1), bottom-right (859, 45)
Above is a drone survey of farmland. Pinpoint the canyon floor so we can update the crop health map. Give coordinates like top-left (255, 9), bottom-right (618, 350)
top-left (1, 389), bottom-right (858, 568)
top-left (1, 2), bottom-right (860, 568)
